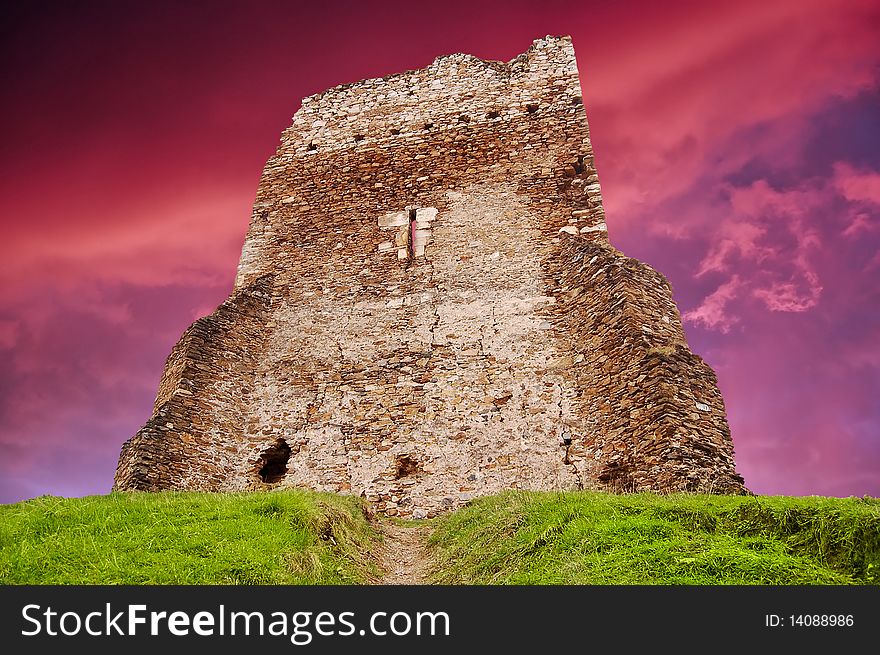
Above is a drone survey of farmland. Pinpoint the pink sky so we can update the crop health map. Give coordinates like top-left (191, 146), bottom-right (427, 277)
top-left (1, 0), bottom-right (878, 502)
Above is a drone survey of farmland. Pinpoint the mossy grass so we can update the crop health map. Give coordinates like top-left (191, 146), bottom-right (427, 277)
top-left (0, 490), bottom-right (381, 584)
top-left (427, 490), bottom-right (880, 584)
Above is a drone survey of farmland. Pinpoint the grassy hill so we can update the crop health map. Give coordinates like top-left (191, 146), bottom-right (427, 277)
top-left (0, 491), bottom-right (381, 584)
top-left (1, 489), bottom-right (877, 585)
top-left (428, 491), bottom-right (880, 584)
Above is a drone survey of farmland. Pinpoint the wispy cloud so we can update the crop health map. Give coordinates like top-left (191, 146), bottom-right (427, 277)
top-left (683, 275), bottom-right (743, 332)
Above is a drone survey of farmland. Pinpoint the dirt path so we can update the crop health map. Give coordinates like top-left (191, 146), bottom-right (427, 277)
top-left (376, 522), bottom-right (432, 585)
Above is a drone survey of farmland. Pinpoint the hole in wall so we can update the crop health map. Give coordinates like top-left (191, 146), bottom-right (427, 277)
top-left (457, 114), bottom-right (470, 123)
top-left (571, 96), bottom-right (583, 105)
top-left (394, 454), bottom-right (420, 479)
top-left (390, 128), bottom-right (401, 135)
top-left (487, 110), bottom-right (500, 119)
top-left (354, 134), bottom-right (364, 142)
top-left (526, 103), bottom-right (539, 114)
top-left (423, 122), bottom-right (434, 130)
top-left (307, 142), bottom-right (317, 151)
top-left (257, 439), bottom-right (291, 483)
top-left (573, 155), bottom-right (586, 174)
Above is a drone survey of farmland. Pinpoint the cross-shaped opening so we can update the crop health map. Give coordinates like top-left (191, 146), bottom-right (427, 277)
top-left (377, 207), bottom-right (435, 262)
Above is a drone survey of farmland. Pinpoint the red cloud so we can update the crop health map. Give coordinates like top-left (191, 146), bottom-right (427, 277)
top-left (589, 0), bottom-right (880, 229)
top-left (833, 162), bottom-right (880, 205)
top-left (683, 275), bottom-right (743, 332)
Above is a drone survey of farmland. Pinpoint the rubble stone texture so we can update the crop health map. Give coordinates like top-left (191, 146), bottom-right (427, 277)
top-left (114, 36), bottom-right (745, 516)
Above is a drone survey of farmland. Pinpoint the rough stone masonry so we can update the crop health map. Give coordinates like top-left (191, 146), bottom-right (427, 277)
top-left (114, 36), bottom-right (745, 517)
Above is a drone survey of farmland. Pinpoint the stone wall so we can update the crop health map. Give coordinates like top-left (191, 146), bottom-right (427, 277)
top-left (544, 239), bottom-right (744, 493)
top-left (114, 276), bottom-right (273, 490)
top-left (114, 36), bottom-right (744, 514)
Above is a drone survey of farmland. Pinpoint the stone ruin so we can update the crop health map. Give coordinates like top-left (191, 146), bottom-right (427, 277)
top-left (114, 36), bottom-right (745, 517)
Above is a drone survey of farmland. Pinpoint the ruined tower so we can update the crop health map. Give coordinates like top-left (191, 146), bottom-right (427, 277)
top-left (114, 36), bottom-right (744, 516)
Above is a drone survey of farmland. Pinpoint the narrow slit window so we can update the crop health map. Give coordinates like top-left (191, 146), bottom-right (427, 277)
top-left (408, 208), bottom-right (417, 260)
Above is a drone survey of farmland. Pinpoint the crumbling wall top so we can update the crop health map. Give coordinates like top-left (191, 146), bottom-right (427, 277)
top-left (280, 35), bottom-right (582, 156)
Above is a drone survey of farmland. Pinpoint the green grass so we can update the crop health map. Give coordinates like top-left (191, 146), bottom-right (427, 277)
top-left (3, 489), bottom-right (878, 585)
top-left (427, 491), bottom-right (880, 585)
top-left (0, 490), bottom-right (381, 584)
